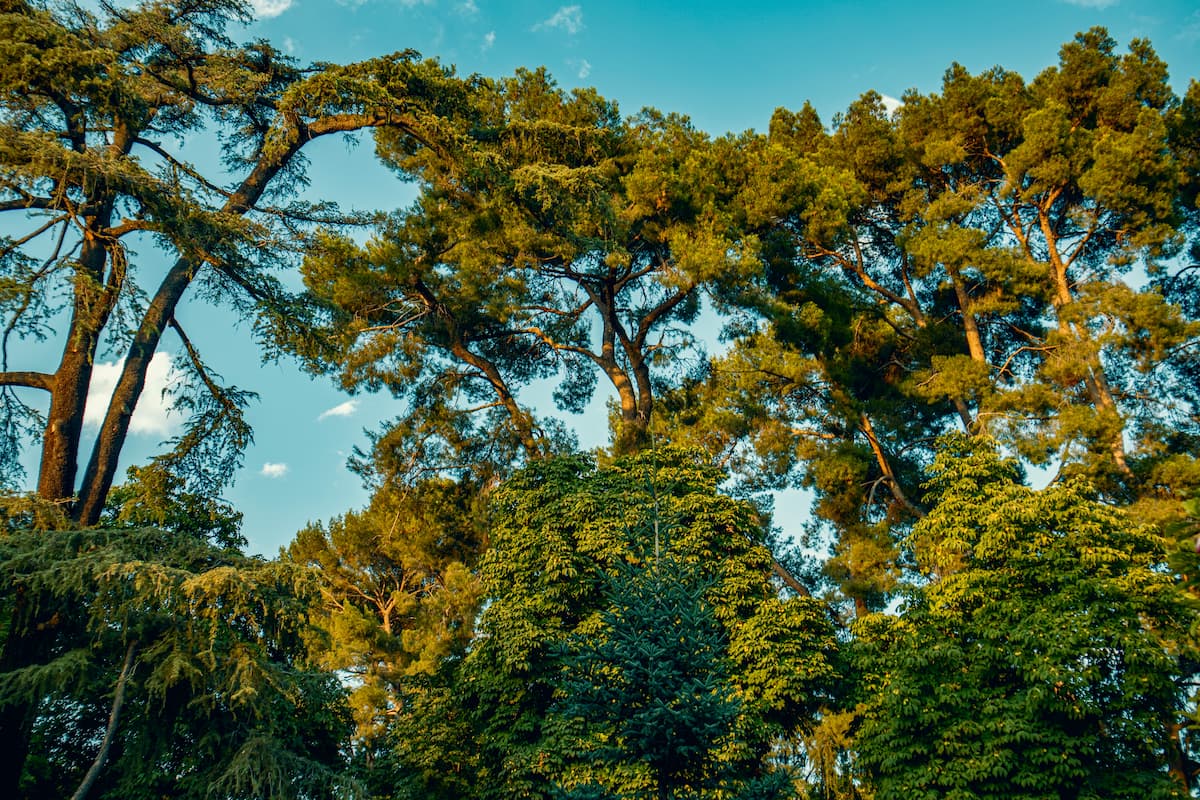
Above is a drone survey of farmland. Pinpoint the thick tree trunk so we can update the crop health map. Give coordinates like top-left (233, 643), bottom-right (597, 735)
top-left (610, 372), bottom-right (649, 455)
top-left (75, 258), bottom-right (195, 525)
top-left (73, 109), bottom-right (428, 521)
top-left (38, 339), bottom-right (96, 503)
top-left (37, 232), bottom-right (114, 506)
top-left (74, 143), bottom-right (297, 525)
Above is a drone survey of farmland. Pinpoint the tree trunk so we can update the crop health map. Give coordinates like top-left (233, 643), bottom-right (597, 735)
top-left (858, 411), bottom-right (922, 519)
top-left (38, 338), bottom-right (96, 503)
top-left (0, 590), bottom-right (46, 798)
top-left (948, 270), bottom-right (986, 433)
top-left (448, 340), bottom-right (544, 459)
top-left (74, 141), bottom-right (298, 524)
top-left (37, 231), bottom-right (114, 506)
top-left (1039, 211), bottom-right (1132, 478)
top-left (1165, 718), bottom-right (1193, 795)
top-left (72, 110), bottom-right (431, 520)
top-left (75, 259), bottom-right (195, 525)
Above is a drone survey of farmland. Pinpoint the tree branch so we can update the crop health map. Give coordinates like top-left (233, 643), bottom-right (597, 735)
top-left (168, 317), bottom-right (241, 418)
top-left (0, 371), bottom-right (54, 391)
top-left (70, 640), bottom-right (137, 800)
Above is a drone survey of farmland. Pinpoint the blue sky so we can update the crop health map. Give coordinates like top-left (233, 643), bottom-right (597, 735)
top-left (28, 0), bottom-right (1200, 555)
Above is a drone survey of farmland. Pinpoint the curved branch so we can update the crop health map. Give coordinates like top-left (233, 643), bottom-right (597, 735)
top-left (168, 317), bottom-right (241, 417)
top-left (134, 137), bottom-right (234, 199)
top-left (0, 372), bottom-right (54, 391)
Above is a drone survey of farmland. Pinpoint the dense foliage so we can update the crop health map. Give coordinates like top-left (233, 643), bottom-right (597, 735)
top-left (855, 437), bottom-right (1197, 798)
top-left (1, 5), bottom-right (1198, 798)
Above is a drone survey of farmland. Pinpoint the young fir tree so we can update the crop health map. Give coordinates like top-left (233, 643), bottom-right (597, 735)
top-left (554, 553), bottom-right (789, 800)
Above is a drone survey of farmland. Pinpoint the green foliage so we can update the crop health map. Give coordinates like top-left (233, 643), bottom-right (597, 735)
top-left (6, 20), bottom-right (1200, 800)
top-left (285, 478), bottom-right (486, 746)
top-left (101, 463), bottom-right (246, 549)
top-left (853, 436), bottom-right (1198, 799)
top-left (0, 0), bottom-right (477, 525)
top-left (294, 69), bottom-right (760, 473)
top-left (0, 524), bottom-right (355, 800)
top-left (555, 555), bottom-right (788, 800)
top-left (660, 29), bottom-right (1200, 620)
top-left (391, 448), bottom-right (838, 800)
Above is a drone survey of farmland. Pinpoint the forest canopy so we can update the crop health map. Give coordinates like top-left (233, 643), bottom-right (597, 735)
top-left (1, 1), bottom-right (1198, 798)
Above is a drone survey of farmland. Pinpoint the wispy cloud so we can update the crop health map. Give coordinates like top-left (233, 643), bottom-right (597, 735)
top-left (317, 399), bottom-right (359, 421)
top-left (458, 0), bottom-right (479, 14)
top-left (1180, 10), bottom-right (1200, 42)
top-left (482, 30), bottom-right (496, 51)
top-left (84, 352), bottom-right (181, 437)
top-left (577, 58), bottom-right (591, 79)
top-left (534, 5), bottom-right (583, 35)
top-left (1060, 0), bottom-right (1118, 8)
top-left (282, 36), bottom-right (297, 54)
top-left (261, 462), bottom-right (289, 478)
top-left (335, 0), bottom-right (431, 7)
top-left (249, 0), bottom-right (293, 18)
top-left (879, 94), bottom-right (902, 115)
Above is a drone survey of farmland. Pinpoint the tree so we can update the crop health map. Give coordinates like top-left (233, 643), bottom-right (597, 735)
top-left (662, 29), bottom-right (1200, 616)
top-left (0, 523), bottom-right (356, 799)
top-left (555, 555), bottom-right (786, 800)
top-left (293, 68), bottom-right (758, 479)
top-left (0, 0), bottom-right (468, 521)
top-left (284, 477), bottom-right (485, 750)
top-left (389, 448), bottom-right (838, 800)
top-left (852, 435), bottom-right (1199, 799)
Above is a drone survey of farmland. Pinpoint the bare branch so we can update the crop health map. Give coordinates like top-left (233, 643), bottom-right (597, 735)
top-left (134, 137), bottom-right (234, 199)
top-left (168, 317), bottom-right (241, 418)
top-left (0, 213), bottom-right (69, 259)
top-left (0, 372), bottom-right (54, 391)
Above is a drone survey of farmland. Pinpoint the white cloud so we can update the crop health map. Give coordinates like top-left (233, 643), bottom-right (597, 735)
top-left (1060, 0), bottom-right (1118, 7)
top-left (282, 36), bottom-right (297, 54)
top-left (261, 462), bottom-right (289, 478)
top-left (84, 352), bottom-right (181, 437)
top-left (317, 399), bottom-right (359, 421)
top-left (534, 5), bottom-right (583, 35)
top-left (249, 0), bottom-right (293, 18)
top-left (482, 30), bottom-right (496, 51)
top-left (459, 0), bottom-right (479, 13)
top-left (879, 94), bottom-right (903, 115)
top-left (577, 58), bottom-right (591, 79)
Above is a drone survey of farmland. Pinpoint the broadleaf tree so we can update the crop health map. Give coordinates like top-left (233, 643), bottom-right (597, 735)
top-left (385, 448), bottom-right (838, 800)
top-left (852, 435), bottom-right (1199, 798)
